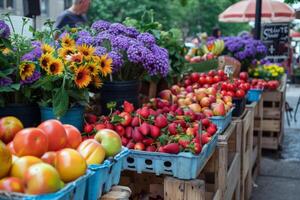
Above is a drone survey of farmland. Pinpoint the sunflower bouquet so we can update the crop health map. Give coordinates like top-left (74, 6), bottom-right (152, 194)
top-left (31, 32), bottom-right (112, 117)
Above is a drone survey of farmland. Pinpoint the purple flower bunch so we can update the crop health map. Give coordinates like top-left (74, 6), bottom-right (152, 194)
top-left (20, 70), bottom-right (41, 85)
top-left (21, 41), bottom-right (42, 61)
top-left (78, 20), bottom-right (170, 78)
top-left (223, 35), bottom-right (267, 62)
top-left (0, 20), bottom-right (10, 39)
top-left (0, 77), bottom-right (12, 86)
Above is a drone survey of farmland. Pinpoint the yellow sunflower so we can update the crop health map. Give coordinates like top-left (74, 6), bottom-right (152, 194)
top-left (74, 65), bottom-right (92, 88)
top-left (66, 52), bottom-right (83, 64)
top-left (77, 44), bottom-right (95, 61)
top-left (41, 44), bottom-right (54, 54)
top-left (47, 58), bottom-right (64, 75)
top-left (2, 48), bottom-right (11, 55)
top-left (98, 54), bottom-right (112, 76)
top-left (61, 33), bottom-right (75, 48)
top-left (19, 62), bottom-right (35, 80)
top-left (92, 75), bottom-right (103, 88)
top-left (68, 63), bottom-right (77, 72)
top-left (39, 53), bottom-right (53, 70)
top-left (58, 47), bottom-right (75, 59)
top-left (85, 62), bottom-right (98, 76)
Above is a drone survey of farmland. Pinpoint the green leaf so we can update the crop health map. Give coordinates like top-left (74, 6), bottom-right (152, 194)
top-left (53, 88), bottom-right (69, 118)
top-left (0, 68), bottom-right (14, 77)
top-left (10, 83), bottom-right (20, 90)
top-left (0, 86), bottom-right (14, 92)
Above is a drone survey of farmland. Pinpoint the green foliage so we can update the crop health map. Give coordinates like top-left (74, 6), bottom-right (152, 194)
top-left (284, 0), bottom-right (298, 4)
top-left (88, 0), bottom-right (250, 38)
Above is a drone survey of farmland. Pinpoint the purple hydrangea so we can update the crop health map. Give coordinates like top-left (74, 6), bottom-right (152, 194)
top-left (94, 31), bottom-right (113, 45)
top-left (111, 35), bottom-right (131, 51)
top-left (77, 30), bottom-right (91, 37)
top-left (108, 51), bottom-right (124, 72)
top-left (108, 23), bottom-right (127, 35)
top-left (127, 44), bottom-right (149, 64)
top-left (20, 70), bottom-right (41, 85)
top-left (76, 36), bottom-right (94, 46)
top-left (137, 32), bottom-right (156, 47)
top-left (95, 46), bottom-right (107, 56)
top-left (21, 46), bottom-right (42, 61)
top-left (0, 20), bottom-right (10, 39)
top-left (0, 77), bottom-right (12, 86)
top-left (125, 27), bottom-right (140, 38)
top-left (91, 20), bottom-right (111, 32)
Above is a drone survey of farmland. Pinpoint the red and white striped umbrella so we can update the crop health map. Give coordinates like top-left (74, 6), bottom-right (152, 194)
top-left (219, 0), bottom-right (295, 23)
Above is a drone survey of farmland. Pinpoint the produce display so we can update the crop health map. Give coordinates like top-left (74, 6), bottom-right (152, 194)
top-left (249, 63), bottom-right (285, 80)
top-left (84, 101), bottom-right (218, 155)
top-left (249, 79), bottom-right (280, 90)
top-left (185, 39), bottom-right (225, 63)
top-left (0, 116), bottom-right (122, 195)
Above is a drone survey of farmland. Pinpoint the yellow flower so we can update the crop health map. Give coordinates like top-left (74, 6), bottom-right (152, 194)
top-left (68, 63), bottom-right (77, 72)
top-left (41, 44), bottom-right (54, 54)
top-left (77, 44), bottom-right (95, 61)
top-left (47, 58), bottom-right (64, 75)
top-left (85, 62), bottom-right (98, 76)
top-left (70, 28), bottom-right (77, 33)
top-left (98, 54), bottom-right (112, 76)
top-left (61, 33), bottom-right (75, 48)
top-left (254, 72), bottom-right (259, 77)
top-left (92, 75), bottom-right (103, 88)
top-left (58, 47), bottom-right (75, 59)
top-left (74, 65), bottom-right (92, 88)
top-left (19, 62), bottom-right (35, 80)
top-left (39, 54), bottom-right (53, 70)
top-left (66, 52), bottom-right (83, 64)
top-left (272, 72), bottom-right (279, 77)
top-left (2, 48), bottom-right (11, 55)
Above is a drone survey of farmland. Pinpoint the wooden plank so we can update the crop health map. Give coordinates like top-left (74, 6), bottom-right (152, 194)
top-left (243, 148), bottom-right (251, 181)
top-left (251, 145), bottom-right (258, 169)
top-left (261, 119), bottom-right (281, 132)
top-left (263, 108), bottom-right (281, 119)
top-left (261, 136), bottom-right (280, 150)
top-left (225, 154), bottom-right (240, 200)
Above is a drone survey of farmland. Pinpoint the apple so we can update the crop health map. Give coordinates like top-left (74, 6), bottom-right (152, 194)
top-left (206, 87), bottom-right (217, 96)
top-left (195, 91), bottom-right (207, 101)
top-left (212, 103), bottom-right (226, 116)
top-left (202, 109), bottom-right (213, 117)
top-left (171, 85), bottom-right (181, 95)
top-left (134, 142), bottom-right (145, 151)
top-left (188, 103), bottom-right (201, 113)
top-left (159, 89), bottom-right (172, 101)
top-left (0, 140), bottom-right (12, 179)
top-left (0, 116), bottom-right (24, 144)
top-left (223, 96), bottom-right (232, 104)
top-left (41, 152), bottom-right (57, 167)
top-left (208, 95), bottom-right (216, 104)
top-left (200, 97), bottom-right (211, 107)
top-left (0, 177), bottom-right (24, 193)
top-left (94, 129), bottom-right (122, 157)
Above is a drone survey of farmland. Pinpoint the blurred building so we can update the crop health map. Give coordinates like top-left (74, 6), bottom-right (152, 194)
top-left (0, 0), bottom-right (72, 29)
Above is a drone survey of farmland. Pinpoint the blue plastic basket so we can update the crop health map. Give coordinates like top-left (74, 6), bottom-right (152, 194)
top-left (247, 89), bottom-right (263, 102)
top-left (205, 130), bottom-right (220, 157)
top-left (0, 170), bottom-right (91, 200)
top-left (209, 108), bottom-right (233, 133)
top-left (85, 147), bottom-right (129, 200)
top-left (122, 136), bottom-right (221, 180)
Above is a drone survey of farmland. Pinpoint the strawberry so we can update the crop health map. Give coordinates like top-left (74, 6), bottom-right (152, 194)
top-left (126, 141), bottom-right (135, 149)
top-left (132, 128), bottom-right (144, 142)
top-left (154, 115), bottom-right (168, 128)
top-left (163, 143), bottom-right (180, 154)
top-left (149, 108), bottom-right (157, 116)
top-left (168, 123), bottom-right (178, 135)
top-left (207, 124), bottom-right (217, 136)
top-left (119, 112), bottom-right (132, 126)
top-left (178, 138), bottom-right (190, 148)
top-left (170, 104), bottom-right (178, 112)
top-left (150, 125), bottom-right (161, 139)
top-left (115, 125), bottom-right (125, 137)
top-left (95, 123), bottom-right (106, 131)
top-left (194, 143), bottom-right (202, 154)
top-left (123, 101), bottom-right (134, 113)
top-left (138, 107), bottom-right (150, 119)
top-left (201, 133), bottom-right (211, 145)
top-left (131, 116), bottom-right (140, 127)
top-left (146, 145), bottom-right (156, 152)
top-left (201, 118), bottom-right (210, 127)
top-left (162, 107), bottom-right (170, 113)
top-left (84, 123), bottom-right (94, 133)
top-left (175, 108), bottom-right (184, 115)
top-left (138, 122), bottom-right (150, 136)
top-left (85, 113), bottom-right (98, 124)
top-left (121, 136), bottom-right (129, 146)
top-left (105, 123), bottom-right (114, 130)
top-left (125, 126), bottom-right (133, 138)
top-left (158, 146), bottom-right (165, 152)
top-left (142, 138), bottom-right (154, 146)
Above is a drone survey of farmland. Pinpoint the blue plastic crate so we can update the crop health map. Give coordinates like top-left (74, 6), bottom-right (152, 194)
top-left (247, 89), bottom-right (263, 102)
top-left (0, 170), bottom-right (91, 200)
top-left (209, 108), bottom-right (233, 133)
top-left (123, 139), bottom-right (220, 180)
top-left (85, 147), bottom-right (129, 200)
top-left (205, 130), bottom-right (220, 157)
top-left (104, 148), bottom-right (129, 192)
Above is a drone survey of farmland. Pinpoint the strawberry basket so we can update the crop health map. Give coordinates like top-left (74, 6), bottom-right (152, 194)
top-left (209, 108), bottom-right (233, 133)
top-left (122, 132), bottom-right (219, 180)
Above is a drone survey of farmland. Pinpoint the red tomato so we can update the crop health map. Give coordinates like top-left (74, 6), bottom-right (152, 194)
top-left (63, 124), bottom-right (82, 149)
top-left (13, 128), bottom-right (48, 157)
top-left (227, 83), bottom-right (235, 91)
top-left (213, 75), bottom-right (221, 83)
top-left (208, 70), bottom-right (216, 77)
top-left (220, 90), bottom-right (227, 96)
top-left (206, 76), bottom-right (213, 85)
top-left (41, 151), bottom-right (57, 166)
top-left (199, 76), bottom-right (206, 85)
top-left (38, 120), bottom-right (67, 151)
top-left (217, 70), bottom-right (225, 78)
top-left (243, 83), bottom-right (251, 91)
top-left (235, 89), bottom-right (246, 98)
top-left (0, 177), bottom-right (24, 193)
top-left (199, 72), bottom-right (206, 77)
top-left (239, 72), bottom-right (249, 81)
top-left (226, 91), bottom-right (235, 97)
top-left (221, 82), bottom-right (228, 91)
top-left (118, 112), bottom-right (132, 126)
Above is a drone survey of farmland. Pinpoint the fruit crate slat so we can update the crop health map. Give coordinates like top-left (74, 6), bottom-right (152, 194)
top-left (232, 109), bottom-right (253, 200)
top-left (217, 123), bottom-right (241, 200)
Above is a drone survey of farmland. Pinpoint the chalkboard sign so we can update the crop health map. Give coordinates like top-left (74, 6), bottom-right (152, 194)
top-left (261, 23), bottom-right (290, 58)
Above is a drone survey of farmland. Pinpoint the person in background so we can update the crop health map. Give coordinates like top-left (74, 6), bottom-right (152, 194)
top-left (55, 0), bottom-right (90, 29)
top-left (212, 26), bottom-right (222, 38)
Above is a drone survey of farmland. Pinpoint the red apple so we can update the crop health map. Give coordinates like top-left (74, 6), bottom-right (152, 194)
top-left (171, 85), bottom-right (181, 95)
top-left (159, 90), bottom-right (172, 101)
top-left (200, 97), bottom-right (211, 107)
top-left (134, 142), bottom-right (145, 151)
top-left (212, 103), bottom-right (226, 116)
top-left (188, 103), bottom-right (201, 113)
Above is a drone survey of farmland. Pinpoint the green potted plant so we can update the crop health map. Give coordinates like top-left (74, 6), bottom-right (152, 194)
top-left (0, 16), bottom-right (42, 127)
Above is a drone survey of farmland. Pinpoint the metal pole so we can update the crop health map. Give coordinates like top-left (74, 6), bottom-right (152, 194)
top-left (254, 0), bottom-right (262, 39)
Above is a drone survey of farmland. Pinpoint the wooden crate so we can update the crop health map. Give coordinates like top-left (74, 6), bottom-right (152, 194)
top-left (258, 74), bottom-right (286, 150)
top-left (120, 148), bottom-right (221, 200)
top-left (246, 98), bottom-right (263, 182)
top-left (217, 123), bottom-right (241, 200)
top-left (233, 109), bottom-right (254, 200)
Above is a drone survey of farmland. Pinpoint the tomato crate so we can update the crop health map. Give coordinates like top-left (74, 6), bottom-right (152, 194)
top-left (85, 147), bottom-right (129, 200)
top-left (122, 132), bottom-right (219, 180)
top-left (210, 109), bottom-right (233, 133)
top-left (0, 170), bottom-right (92, 200)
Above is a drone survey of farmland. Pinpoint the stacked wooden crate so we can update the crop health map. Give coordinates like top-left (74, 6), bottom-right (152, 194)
top-left (255, 74), bottom-right (287, 150)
